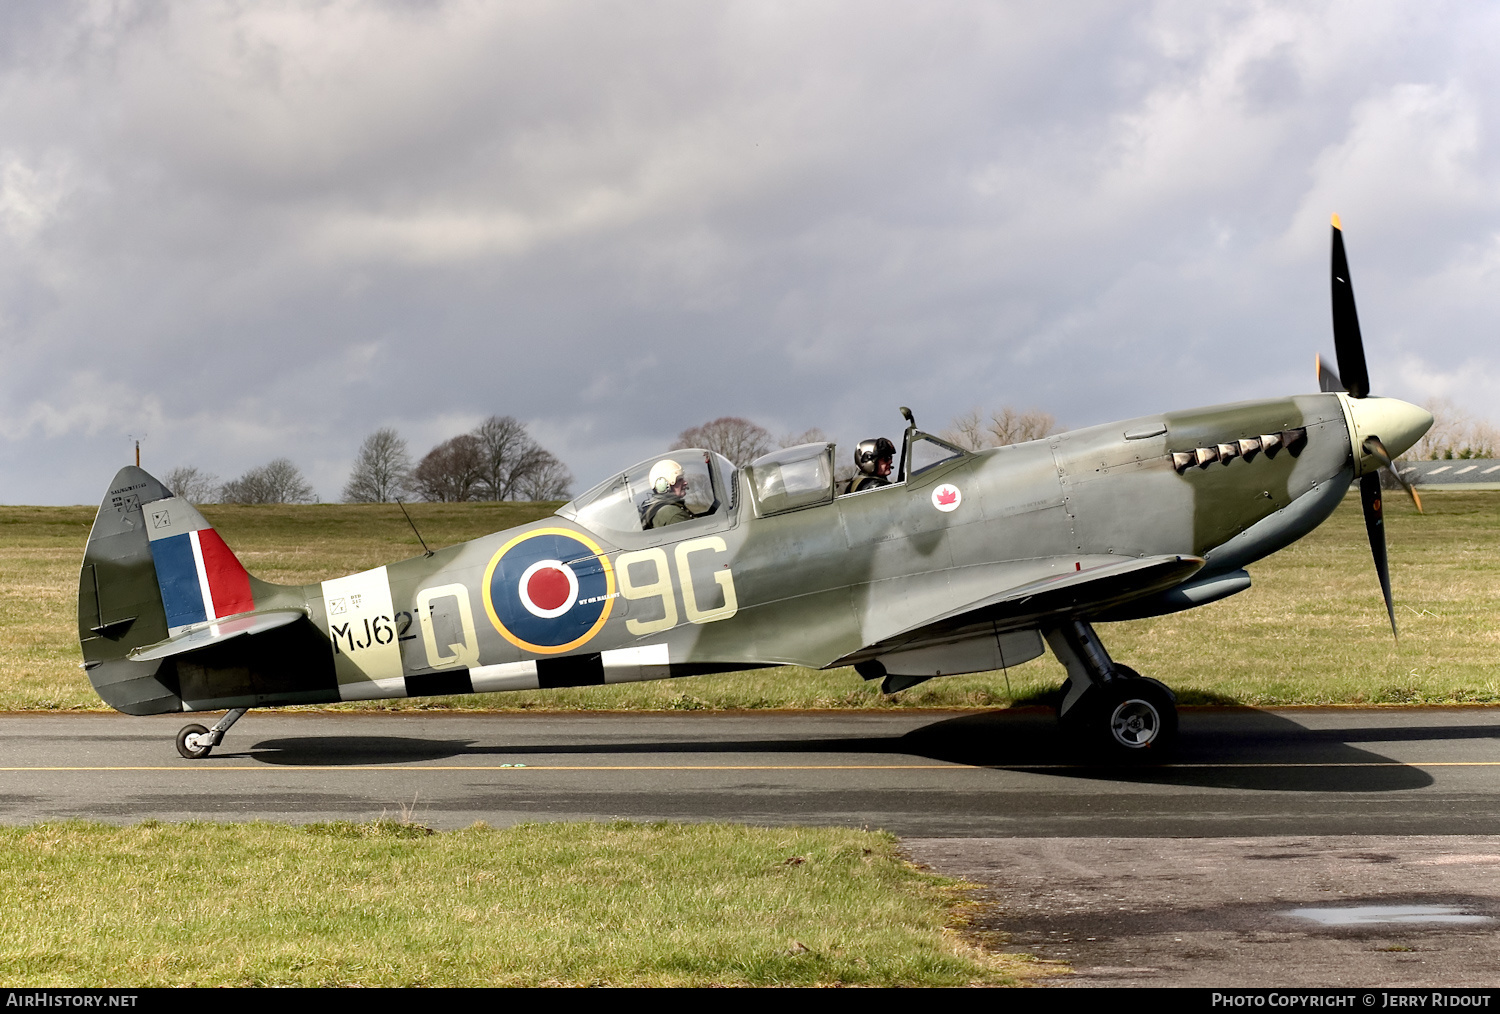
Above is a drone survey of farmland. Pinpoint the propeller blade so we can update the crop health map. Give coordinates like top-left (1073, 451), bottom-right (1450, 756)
top-left (1362, 435), bottom-right (1424, 513)
top-left (1316, 353), bottom-right (1344, 393)
top-left (1331, 214), bottom-right (1371, 398)
top-left (1359, 471), bottom-right (1397, 637)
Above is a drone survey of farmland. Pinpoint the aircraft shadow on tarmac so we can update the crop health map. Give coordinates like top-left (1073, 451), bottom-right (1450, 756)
top-left (234, 708), bottom-right (1485, 792)
top-left (899, 710), bottom-right (1442, 792)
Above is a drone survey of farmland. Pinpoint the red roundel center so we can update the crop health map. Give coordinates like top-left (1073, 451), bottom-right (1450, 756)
top-left (526, 567), bottom-right (572, 612)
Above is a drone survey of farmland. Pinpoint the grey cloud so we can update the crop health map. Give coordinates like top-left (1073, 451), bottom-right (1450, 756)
top-left (1, 1), bottom-right (1499, 503)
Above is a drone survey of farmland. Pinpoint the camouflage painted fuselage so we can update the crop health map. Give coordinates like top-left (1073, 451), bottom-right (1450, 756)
top-left (79, 393), bottom-right (1368, 716)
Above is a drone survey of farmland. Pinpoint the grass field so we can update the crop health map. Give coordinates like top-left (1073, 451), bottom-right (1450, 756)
top-left (0, 820), bottom-right (1028, 987)
top-left (1, 492), bottom-right (1496, 711)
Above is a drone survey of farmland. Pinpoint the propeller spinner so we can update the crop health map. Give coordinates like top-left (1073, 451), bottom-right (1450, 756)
top-left (1319, 214), bottom-right (1433, 636)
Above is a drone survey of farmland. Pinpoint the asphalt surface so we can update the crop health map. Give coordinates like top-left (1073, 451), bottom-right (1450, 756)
top-left (2, 706), bottom-right (1499, 834)
top-left (907, 835), bottom-right (1500, 988)
top-left (7, 706), bottom-right (1500, 988)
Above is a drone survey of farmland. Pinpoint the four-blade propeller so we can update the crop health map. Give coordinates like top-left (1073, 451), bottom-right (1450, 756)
top-left (1320, 214), bottom-right (1422, 638)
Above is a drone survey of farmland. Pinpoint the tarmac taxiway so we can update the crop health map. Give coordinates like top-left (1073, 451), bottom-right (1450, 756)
top-left (5, 706), bottom-right (1500, 987)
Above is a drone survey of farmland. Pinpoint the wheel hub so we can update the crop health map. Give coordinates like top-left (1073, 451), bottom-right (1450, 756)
top-left (1109, 698), bottom-right (1160, 748)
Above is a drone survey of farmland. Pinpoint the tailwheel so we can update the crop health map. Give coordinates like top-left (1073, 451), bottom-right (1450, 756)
top-left (173, 708), bottom-right (247, 759)
top-left (176, 723), bottom-right (213, 759)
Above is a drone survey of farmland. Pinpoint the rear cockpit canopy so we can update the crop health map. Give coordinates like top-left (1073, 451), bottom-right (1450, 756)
top-left (745, 442), bottom-right (836, 516)
top-left (557, 449), bottom-right (734, 534)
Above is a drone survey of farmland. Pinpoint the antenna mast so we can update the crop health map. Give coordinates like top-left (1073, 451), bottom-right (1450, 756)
top-left (396, 499), bottom-right (434, 557)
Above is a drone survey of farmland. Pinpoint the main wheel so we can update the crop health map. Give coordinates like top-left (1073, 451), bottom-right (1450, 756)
top-left (176, 723), bottom-right (212, 759)
top-left (1096, 676), bottom-right (1177, 757)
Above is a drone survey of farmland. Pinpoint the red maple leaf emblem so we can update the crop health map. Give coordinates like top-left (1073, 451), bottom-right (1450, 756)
top-left (936, 488), bottom-right (957, 506)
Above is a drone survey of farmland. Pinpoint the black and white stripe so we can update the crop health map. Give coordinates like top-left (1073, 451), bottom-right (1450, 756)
top-left (404, 643), bottom-right (673, 697)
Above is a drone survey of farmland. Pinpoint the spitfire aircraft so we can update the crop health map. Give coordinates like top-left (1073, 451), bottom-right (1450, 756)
top-left (78, 218), bottom-right (1432, 759)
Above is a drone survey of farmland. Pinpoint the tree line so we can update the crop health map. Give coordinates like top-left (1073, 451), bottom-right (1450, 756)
top-left (163, 415), bottom-right (572, 505)
top-left (164, 460), bottom-right (315, 506)
top-left (353, 415), bottom-right (573, 503)
top-left (164, 406), bottom-right (1064, 506)
top-left (672, 408), bottom-right (1060, 470)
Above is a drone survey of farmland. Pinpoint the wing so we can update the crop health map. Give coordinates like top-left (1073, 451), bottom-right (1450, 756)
top-left (836, 553), bottom-right (1203, 665)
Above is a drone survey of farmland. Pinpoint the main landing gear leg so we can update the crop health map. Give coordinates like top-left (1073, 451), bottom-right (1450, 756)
top-left (1043, 619), bottom-right (1177, 758)
top-left (176, 708), bottom-right (248, 760)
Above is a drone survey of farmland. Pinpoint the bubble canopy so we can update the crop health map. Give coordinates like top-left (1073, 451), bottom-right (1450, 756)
top-left (556, 449), bottom-right (734, 534)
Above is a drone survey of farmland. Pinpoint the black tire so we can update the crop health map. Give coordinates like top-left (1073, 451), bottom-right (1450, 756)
top-left (1096, 677), bottom-right (1178, 757)
top-left (176, 723), bottom-right (212, 759)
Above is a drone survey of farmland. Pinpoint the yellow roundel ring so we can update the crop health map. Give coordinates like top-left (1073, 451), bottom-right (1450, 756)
top-left (481, 527), bottom-right (616, 655)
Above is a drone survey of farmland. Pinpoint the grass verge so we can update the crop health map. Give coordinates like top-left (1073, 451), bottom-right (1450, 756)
top-left (2, 492), bottom-right (1496, 710)
top-left (0, 820), bottom-right (1029, 987)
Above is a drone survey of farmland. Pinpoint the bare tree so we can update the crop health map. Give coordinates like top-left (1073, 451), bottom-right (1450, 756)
top-left (943, 406), bottom-right (1058, 451)
top-left (942, 409), bottom-right (989, 452)
top-left (988, 406), bottom-right (1057, 446)
top-left (1407, 399), bottom-right (1499, 460)
top-left (674, 417), bottom-right (773, 466)
top-left (510, 450), bottom-right (574, 500)
top-left (163, 465), bottom-right (219, 504)
top-left (413, 417), bottom-right (574, 502)
top-left (220, 459), bottom-right (317, 504)
top-left (413, 434), bottom-right (485, 502)
top-left (778, 427), bottom-right (830, 448)
top-left (343, 428), bottom-right (414, 503)
top-left (473, 415), bottom-right (541, 500)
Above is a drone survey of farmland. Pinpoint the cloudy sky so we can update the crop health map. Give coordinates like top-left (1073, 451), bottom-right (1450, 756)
top-left (1, 1), bottom-right (1497, 504)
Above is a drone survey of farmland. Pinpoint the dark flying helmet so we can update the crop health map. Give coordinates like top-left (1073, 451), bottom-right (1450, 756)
top-left (854, 437), bottom-right (896, 475)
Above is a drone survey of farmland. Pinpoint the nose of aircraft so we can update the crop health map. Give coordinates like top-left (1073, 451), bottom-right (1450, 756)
top-left (1343, 395), bottom-right (1434, 475)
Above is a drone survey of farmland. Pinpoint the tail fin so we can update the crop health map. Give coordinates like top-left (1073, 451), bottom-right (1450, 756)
top-left (80, 466), bottom-right (338, 715)
top-left (79, 466), bottom-right (258, 714)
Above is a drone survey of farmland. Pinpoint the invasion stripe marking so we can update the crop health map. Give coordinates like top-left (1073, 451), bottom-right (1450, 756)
top-left (464, 645), bottom-right (673, 694)
top-left (405, 670), bottom-right (474, 698)
top-left (537, 652), bottom-right (604, 688)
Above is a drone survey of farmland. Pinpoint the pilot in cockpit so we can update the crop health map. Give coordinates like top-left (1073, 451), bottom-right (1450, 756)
top-left (846, 437), bottom-right (896, 493)
top-left (639, 459), bottom-right (695, 529)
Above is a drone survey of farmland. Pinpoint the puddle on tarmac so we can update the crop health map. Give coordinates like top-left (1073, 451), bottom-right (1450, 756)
top-left (1286, 905), bottom-right (1492, 927)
